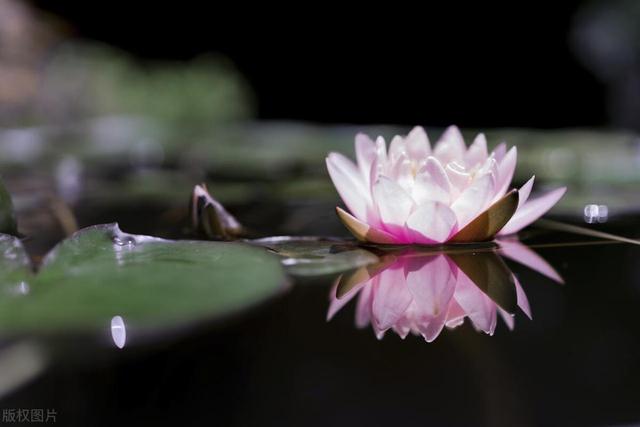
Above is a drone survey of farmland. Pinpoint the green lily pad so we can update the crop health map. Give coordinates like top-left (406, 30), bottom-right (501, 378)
top-left (251, 236), bottom-right (380, 277)
top-left (0, 234), bottom-right (30, 290)
top-left (0, 224), bottom-right (287, 336)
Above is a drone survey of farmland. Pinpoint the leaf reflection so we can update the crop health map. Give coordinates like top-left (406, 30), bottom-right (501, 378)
top-left (328, 240), bottom-right (562, 342)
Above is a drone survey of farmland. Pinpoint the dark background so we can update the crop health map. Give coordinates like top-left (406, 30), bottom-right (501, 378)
top-left (30, 1), bottom-right (610, 128)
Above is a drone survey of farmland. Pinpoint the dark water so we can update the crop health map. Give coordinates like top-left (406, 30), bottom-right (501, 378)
top-left (1, 122), bottom-right (640, 426)
top-left (3, 218), bottom-right (640, 427)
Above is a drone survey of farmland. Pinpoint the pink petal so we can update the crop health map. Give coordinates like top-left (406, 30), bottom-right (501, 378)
top-left (420, 307), bottom-right (450, 342)
top-left (452, 271), bottom-right (497, 335)
top-left (434, 125), bottom-right (466, 164)
top-left (405, 126), bottom-right (431, 160)
top-left (327, 279), bottom-right (357, 321)
top-left (515, 277), bottom-right (532, 320)
top-left (494, 146), bottom-right (517, 199)
top-left (326, 152), bottom-right (371, 221)
top-left (327, 274), bottom-right (373, 321)
top-left (445, 299), bottom-right (467, 329)
top-left (498, 307), bottom-right (515, 330)
top-left (465, 133), bottom-right (488, 166)
top-left (405, 255), bottom-right (455, 317)
top-left (392, 311), bottom-right (413, 339)
top-left (372, 176), bottom-right (415, 236)
top-left (355, 284), bottom-right (374, 329)
top-left (404, 255), bottom-right (456, 341)
top-left (406, 202), bottom-right (457, 243)
top-left (450, 173), bottom-right (494, 229)
top-left (355, 133), bottom-right (376, 185)
top-left (517, 175), bottom-right (535, 208)
top-left (498, 238), bottom-right (564, 284)
top-left (499, 187), bottom-right (567, 235)
top-left (371, 265), bottom-right (413, 331)
top-left (493, 142), bottom-right (507, 161)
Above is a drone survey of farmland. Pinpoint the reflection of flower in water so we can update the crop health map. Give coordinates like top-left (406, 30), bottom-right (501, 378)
top-left (328, 241), bottom-right (562, 342)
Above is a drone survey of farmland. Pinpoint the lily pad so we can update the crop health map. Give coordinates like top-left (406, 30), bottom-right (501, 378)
top-left (251, 236), bottom-right (380, 276)
top-left (0, 224), bottom-right (287, 335)
top-left (0, 234), bottom-right (30, 290)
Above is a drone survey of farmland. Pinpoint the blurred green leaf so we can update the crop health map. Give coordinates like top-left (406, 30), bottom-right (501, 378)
top-left (40, 43), bottom-right (254, 124)
top-left (1, 122), bottom-right (640, 221)
top-left (0, 234), bottom-right (29, 288)
top-left (0, 177), bottom-right (17, 235)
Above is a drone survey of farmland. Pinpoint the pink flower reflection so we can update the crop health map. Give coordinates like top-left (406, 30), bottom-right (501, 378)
top-left (328, 241), bottom-right (561, 342)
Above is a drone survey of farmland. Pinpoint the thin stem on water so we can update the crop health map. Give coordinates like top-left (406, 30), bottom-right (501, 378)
top-left (534, 219), bottom-right (640, 246)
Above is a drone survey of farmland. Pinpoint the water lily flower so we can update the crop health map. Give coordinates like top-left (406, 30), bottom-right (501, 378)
top-left (327, 241), bottom-right (562, 341)
top-left (326, 126), bottom-right (566, 244)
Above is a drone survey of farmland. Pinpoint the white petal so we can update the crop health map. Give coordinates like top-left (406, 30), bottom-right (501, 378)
top-left (388, 135), bottom-right (405, 164)
top-left (355, 133), bottom-right (376, 185)
top-left (477, 156), bottom-right (499, 193)
top-left (369, 156), bottom-right (383, 191)
top-left (434, 125), bottom-right (466, 164)
top-left (372, 176), bottom-right (415, 231)
top-left (465, 133), bottom-right (488, 166)
top-left (450, 173), bottom-right (494, 228)
top-left (326, 153), bottom-right (371, 221)
top-left (412, 157), bottom-right (452, 205)
top-left (445, 161), bottom-right (471, 195)
top-left (494, 146), bottom-right (517, 199)
top-left (375, 136), bottom-right (388, 170)
top-left (390, 154), bottom-right (414, 194)
top-left (499, 187), bottom-right (566, 235)
top-left (406, 202), bottom-right (457, 243)
top-left (405, 126), bottom-right (431, 160)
